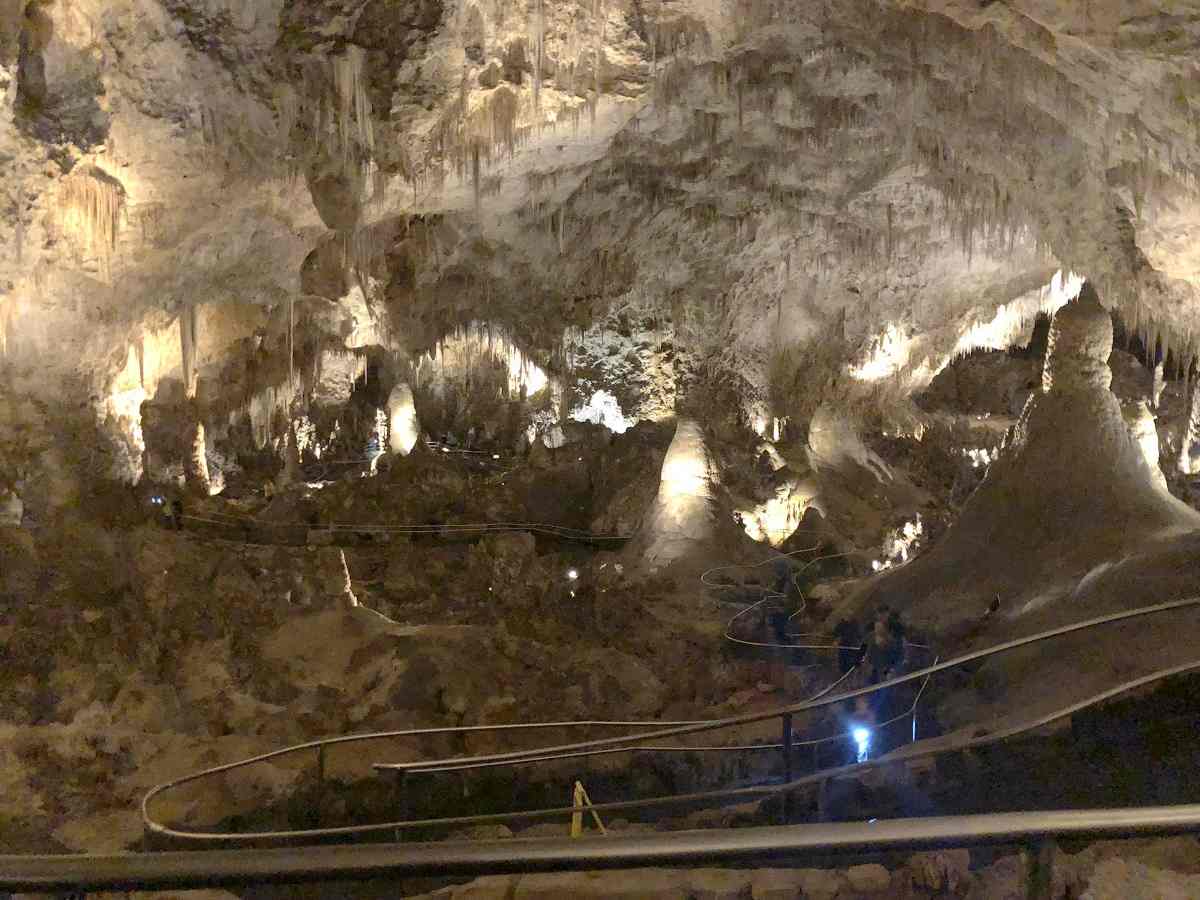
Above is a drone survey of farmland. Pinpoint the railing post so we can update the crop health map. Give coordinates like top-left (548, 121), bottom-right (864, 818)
top-left (1027, 837), bottom-right (1056, 900)
top-left (316, 745), bottom-right (325, 784)
top-left (781, 713), bottom-right (794, 824)
top-left (396, 771), bottom-right (410, 843)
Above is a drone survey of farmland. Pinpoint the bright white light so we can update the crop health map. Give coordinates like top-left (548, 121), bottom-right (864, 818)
top-left (423, 322), bottom-right (553, 400)
top-left (848, 269), bottom-right (1084, 388)
top-left (873, 515), bottom-right (924, 571)
top-left (570, 389), bottom-right (633, 434)
top-left (852, 727), bottom-right (871, 763)
top-left (567, 569), bottom-right (579, 580)
top-left (848, 322), bottom-right (915, 382)
top-left (961, 446), bottom-right (996, 469)
top-left (736, 479), bottom-right (816, 547)
top-left (492, 454), bottom-right (500, 459)
top-left (442, 447), bottom-right (450, 453)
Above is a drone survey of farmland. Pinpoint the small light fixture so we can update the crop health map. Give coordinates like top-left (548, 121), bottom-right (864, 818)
top-left (567, 569), bottom-right (579, 580)
top-left (492, 454), bottom-right (500, 459)
top-left (852, 726), bottom-right (872, 763)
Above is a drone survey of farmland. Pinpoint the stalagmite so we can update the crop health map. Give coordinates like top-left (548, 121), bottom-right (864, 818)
top-left (184, 407), bottom-right (212, 496)
top-left (276, 418), bottom-right (302, 489)
top-left (640, 419), bottom-right (717, 570)
top-left (180, 305), bottom-right (199, 401)
top-left (1152, 360), bottom-right (1165, 409)
top-left (1129, 400), bottom-right (1167, 491)
top-left (1179, 375), bottom-right (1200, 474)
top-left (387, 383), bottom-right (420, 455)
top-left (179, 305), bottom-right (210, 495)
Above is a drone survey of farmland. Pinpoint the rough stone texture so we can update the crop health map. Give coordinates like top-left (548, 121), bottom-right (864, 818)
top-left (685, 868), bottom-right (752, 900)
top-left (4, 0), bottom-right (1200, 488)
top-left (4, 0), bottom-right (1200, 884)
top-left (906, 849), bottom-right (972, 896)
top-left (511, 868), bottom-right (687, 900)
top-left (855, 283), bottom-right (1200, 729)
top-left (1080, 860), bottom-right (1200, 899)
top-left (748, 869), bottom-right (807, 900)
top-left (844, 863), bottom-right (891, 895)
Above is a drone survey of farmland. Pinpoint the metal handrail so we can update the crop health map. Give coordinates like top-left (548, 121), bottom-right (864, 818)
top-left (703, 540), bottom-right (862, 651)
top-left (10, 804), bottom-right (1200, 893)
top-left (377, 597), bottom-right (1200, 773)
top-left (144, 656), bottom-right (1200, 844)
top-left (178, 512), bottom-right (631, 543)
top-left (141, 597), bottom-right (1200, 843)
top-left (385, 662), bottom-right (934, 769)
top-left (140, 672), bottom-right (856, 841)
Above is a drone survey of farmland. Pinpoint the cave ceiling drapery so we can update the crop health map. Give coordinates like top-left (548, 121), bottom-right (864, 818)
top-left (0, 0), bottom-right (1197, 421)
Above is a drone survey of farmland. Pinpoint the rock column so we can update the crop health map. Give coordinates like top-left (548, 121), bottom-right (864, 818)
top-left (180, 305), bottom-right (210, 495)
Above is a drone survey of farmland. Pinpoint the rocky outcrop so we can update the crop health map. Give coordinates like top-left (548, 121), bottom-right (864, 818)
top-left (862, 283), bottom-right (1200, 633)
top-left (405, 837), bottom-right (1200, 900)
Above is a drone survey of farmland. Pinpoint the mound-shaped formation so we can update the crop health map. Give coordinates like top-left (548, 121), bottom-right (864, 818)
top-left (861, 283), bottom-right (1200, 633)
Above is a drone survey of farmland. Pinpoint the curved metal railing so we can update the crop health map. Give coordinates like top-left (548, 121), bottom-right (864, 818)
top-left (176, 510), bottom-right (631, 546)
top-left (142, 597), bottom-right (1200, 845)
top-left (702, 540), bottom-right (871, 654)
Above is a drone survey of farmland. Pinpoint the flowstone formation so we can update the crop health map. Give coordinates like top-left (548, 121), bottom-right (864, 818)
top-left (862, 283), bottom-right (1200, 634)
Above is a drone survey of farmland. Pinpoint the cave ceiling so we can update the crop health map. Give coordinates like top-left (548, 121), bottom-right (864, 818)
top-left (1, 0), bottom-right (1198, 422)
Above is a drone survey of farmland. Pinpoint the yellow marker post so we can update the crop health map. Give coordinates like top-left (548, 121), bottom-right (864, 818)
top-left (570, 781), bottom-right (607, 838)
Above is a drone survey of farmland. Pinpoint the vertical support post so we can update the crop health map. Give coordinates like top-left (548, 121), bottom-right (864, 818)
top-left (1027, 837), bottom-right (1056, 900)
top-left (396, 771), bottom-right (410, 843)
top-left (316, 745), bottom-right (325, 784)
top-left (781, 713), bottom-right (794, 824)
top-left (571, 781), bottom-right (584, 838)
top-left (816, 777), bottom-right (830, 823)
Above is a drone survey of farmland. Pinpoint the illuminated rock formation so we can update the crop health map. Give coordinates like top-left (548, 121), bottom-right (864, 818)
top-left (863, 283), bottom-right (1200, 632)
top-left (639, 419), bottom-right (716, 570)
top-left (387, 383), bottom-right (420, 456)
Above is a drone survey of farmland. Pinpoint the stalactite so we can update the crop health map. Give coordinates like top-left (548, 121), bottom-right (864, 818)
top-left (288, 296), bottom-right (295, 393)
top-left (472, 144), bottom-right (482, 217)
top-left (331, 45), bottom-right (374, 168)
top-left (60, 165), bottom-right (125, 263)
top-left (14, 181), bottom-right (25, 263)
top-left (532, 0), bottom-right (544, 114)
top-left (180, 304), bottom-right (199, 400)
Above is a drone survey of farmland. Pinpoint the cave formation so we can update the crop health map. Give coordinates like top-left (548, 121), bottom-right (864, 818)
top-left (2, 0), bottom-right (1200, 895)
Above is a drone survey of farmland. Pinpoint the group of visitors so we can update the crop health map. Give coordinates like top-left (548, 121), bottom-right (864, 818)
top-left (830, 604), bottom-right (918, 763)
top-left (832, 605), bottom-right (908, 684)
